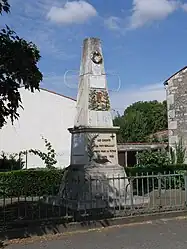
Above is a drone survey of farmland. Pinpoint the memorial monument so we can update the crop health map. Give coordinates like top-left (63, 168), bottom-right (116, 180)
top-left (59, 38), bottom-right (148, 210)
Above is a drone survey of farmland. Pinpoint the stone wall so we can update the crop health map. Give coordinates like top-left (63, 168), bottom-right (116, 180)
top-left (165, 67), bottom-right (187, 161)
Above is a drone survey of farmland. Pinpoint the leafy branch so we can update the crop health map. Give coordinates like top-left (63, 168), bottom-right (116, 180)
top-left (0, 0), bottom-right (43, 129)
top-left (86, 133), bottom-right (110, 164)
top-left (21, 137), bottom-right (57, 169)
top-left (87, 133), bottom-right (99, 162)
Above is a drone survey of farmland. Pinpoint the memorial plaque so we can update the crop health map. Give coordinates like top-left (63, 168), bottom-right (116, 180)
top-left (92, 133), bottom-right (118, 164)
top-left (90, 75), bottom-right (106, 88)
top-left (72, 133), bottom-right (85, 155)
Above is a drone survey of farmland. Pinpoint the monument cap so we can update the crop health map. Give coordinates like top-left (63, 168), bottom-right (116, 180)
top-left (83, 37), bottom-right (101, 43)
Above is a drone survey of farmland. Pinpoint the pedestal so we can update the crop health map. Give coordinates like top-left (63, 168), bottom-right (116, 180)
top-left (58, 162), bottom-right (131, 210)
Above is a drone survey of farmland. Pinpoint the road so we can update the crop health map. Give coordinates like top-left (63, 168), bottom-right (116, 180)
top-left (6, 218), bottom-right (187, 249)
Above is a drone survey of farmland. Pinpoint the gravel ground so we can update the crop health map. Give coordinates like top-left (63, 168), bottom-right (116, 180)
top-left (5, 218), bottom-right (187, 249)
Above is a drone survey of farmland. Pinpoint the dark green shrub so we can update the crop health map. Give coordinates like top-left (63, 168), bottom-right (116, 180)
top-left (0, 169), bottom-right (65, 197)
top-left (136, 149), bottom-right (170, 168)
top-left (126, 164), bottom-right (187, 176)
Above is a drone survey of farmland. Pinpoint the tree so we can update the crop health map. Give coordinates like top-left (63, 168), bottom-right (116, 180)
top-left (0, 0), bottom-right (43, 128)
top-left (113, 100), bottom-right (167, 142)
top-left (0, 151), bottom-right (24, 172)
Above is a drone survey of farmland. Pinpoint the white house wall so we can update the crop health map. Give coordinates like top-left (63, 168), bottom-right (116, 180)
top-left (0, 88), bottom-right (76, 169)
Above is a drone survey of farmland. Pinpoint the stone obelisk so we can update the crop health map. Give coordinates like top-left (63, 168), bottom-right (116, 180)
top-left (60, 38), bottom-right (132, 210)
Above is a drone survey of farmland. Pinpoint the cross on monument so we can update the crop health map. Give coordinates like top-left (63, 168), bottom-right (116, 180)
top-left (110, 134), bottom-right (115, 139)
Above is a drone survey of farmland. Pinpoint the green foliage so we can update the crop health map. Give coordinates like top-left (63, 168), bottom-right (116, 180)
top-left (133, 140), bottom-right (186, 193)
top-left (170, 138), bottom-right (186, 164)
top-left (0, 0), bottom-right (10, 13)
top-left (86, 134), bottom-right (98, 162)
top-left (113, 100), bottom-right (167, 142)
top-left (126, 164), bottom-right (187, 175)
top-left (136, 139), bottom-right (186, 170)
top-left (0, 151), bottom-right (24, 172)
top-left (0, 169), bottom-right (65, 197)
top-left (136, 149), bottom-right (170, 168)
top-left (0, 1), bottom-right (43, 128)
top-left (26, 137), bottom-right (57, 169)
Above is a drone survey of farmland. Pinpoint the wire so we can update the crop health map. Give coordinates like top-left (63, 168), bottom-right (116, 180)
top-left (105, 73), bottom-right (121, 92)
top-left (63, 70), bottom-right (79, 89)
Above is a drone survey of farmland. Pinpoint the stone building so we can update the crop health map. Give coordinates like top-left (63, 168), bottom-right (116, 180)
top-left (164, 66), bottom-right (187, 161)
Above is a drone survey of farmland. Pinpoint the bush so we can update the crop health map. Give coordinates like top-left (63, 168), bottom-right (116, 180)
top-left (126, 164), bottom-right (187, 195)
top-left (0, 169), bottom-right (65, 197)
top-left (136, 150), bottom-right (170, 168)
top-left (126, 164), bottom-right (187, 176)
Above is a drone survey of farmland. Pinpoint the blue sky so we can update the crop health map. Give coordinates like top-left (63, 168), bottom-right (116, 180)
top-left (2, 0), bottom-right (187, 113)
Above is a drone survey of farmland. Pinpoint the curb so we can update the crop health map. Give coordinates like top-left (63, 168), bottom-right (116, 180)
top-left (1, 210), bottom-right (187, 245)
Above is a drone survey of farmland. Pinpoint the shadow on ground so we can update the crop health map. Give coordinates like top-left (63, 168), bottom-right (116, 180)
top-left (0, 189), bottom-right (186, 243)
top-left (0, 199), bottom-right (116, 242)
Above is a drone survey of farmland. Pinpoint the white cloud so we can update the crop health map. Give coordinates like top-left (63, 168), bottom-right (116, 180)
top-left (47, 1), bottom-right (97, 24)
top-left (129, 0), bottom-right (179, 29)
top-left (110, 83), bottom-right (166, 114)
top-left (3, 0), bottom-right (82, 61)
top-left (182, 3), bottom-right (187, 11)
top-left (104, 16), bottom-right (122, 31)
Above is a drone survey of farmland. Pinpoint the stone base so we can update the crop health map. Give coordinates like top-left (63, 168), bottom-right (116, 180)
top-left (57, 161), bottom-right (149, 210)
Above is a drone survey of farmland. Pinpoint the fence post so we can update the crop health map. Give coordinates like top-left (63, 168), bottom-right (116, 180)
top-left (25, 150), bottom-right (28, 169)
top-left (158, 173), bottom-right (162, 208)
top-left (184, 172), bottom-right (187, 206)
top-left (129, 177), bottom-right (134, 211)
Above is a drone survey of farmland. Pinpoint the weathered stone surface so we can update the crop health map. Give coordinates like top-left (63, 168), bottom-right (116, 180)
top-left (58, 38), bottom-right (142, 210)
top-left (70, 38), bottom-right (121, 166)
top-left (165, 67), bottom-right (187, 161)
top-left (74, 38), bottom-right (113, 128)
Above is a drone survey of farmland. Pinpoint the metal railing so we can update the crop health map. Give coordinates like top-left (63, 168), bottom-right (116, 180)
top-left (0, 171), bottom-right (187, 230)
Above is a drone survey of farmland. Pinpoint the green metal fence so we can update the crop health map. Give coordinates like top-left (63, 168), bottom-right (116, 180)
top-left (0, 171), bottom-right (186, 231)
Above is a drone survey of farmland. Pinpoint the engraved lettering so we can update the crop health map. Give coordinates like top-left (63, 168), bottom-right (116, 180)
top-left (102, 139), bottom-right (111, 142)
top-left (104, 145), bottom-right (115, 147)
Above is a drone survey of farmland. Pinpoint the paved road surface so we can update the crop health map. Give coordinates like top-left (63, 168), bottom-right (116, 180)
top-left (7, 218), bottom-right (187, 249)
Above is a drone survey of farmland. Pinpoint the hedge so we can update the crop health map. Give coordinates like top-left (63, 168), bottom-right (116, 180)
top-left (126, 164), bottom-right (187, 175)
top-left (0, 169), bottom-right (65, 197)
top-left (0, 165), bottom-right (187, 197)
